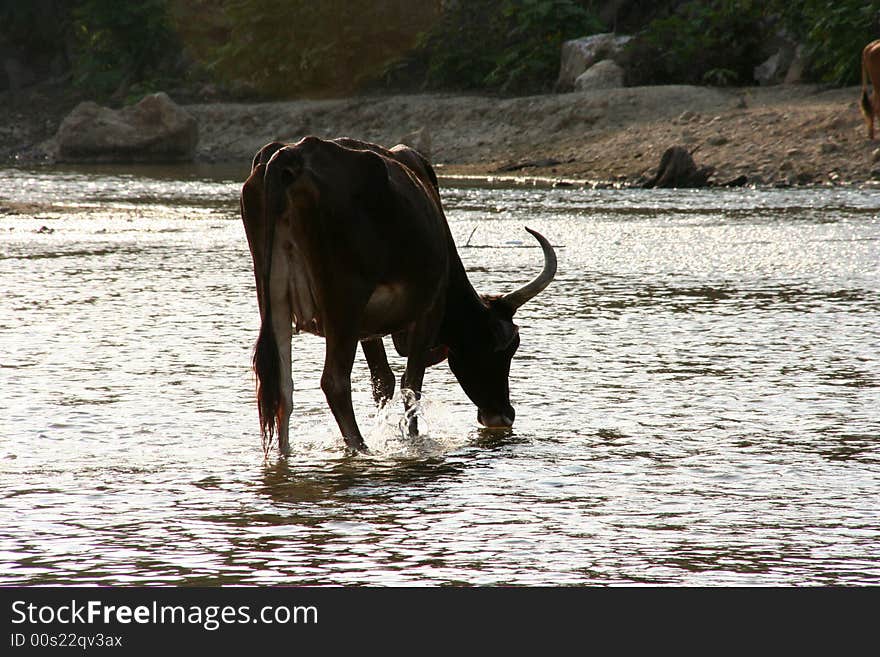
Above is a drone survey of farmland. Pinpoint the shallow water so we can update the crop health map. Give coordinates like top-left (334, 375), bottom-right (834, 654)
top-left (1, 165), bottom-right (878, 585)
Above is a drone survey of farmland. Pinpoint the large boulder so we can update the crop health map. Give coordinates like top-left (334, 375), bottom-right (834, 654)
top-left (55, 92), bottom-right (198, 162)
top-left (574, 59), bottom-right (624, 91)
top-left (753, 31), bottom-right (804, 86)
top-left (556, 33), bottom-right (631, 91)
top-left (783, 44), bottom-right (807, 85)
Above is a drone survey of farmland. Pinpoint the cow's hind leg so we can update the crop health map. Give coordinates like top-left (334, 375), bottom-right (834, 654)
top-left (322, 332), bottom-right (367, 453)
top-left (361, 338), bottom-right (395, 405)
top-left (271, 300), bottom-right (294, 456)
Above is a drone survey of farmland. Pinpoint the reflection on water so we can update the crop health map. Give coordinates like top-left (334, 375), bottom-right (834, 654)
top-left (0, 166), bottom-right (878, 585)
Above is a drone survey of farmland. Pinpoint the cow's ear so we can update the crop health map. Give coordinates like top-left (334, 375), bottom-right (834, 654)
top-left (252, 141), bottom-right (285, 171)
top-left (491, 320), bottom-right (519, 353)
top-left (241, 163), bottom-right (267, 261)
top-left (484, 295), bottom-right (515, 322)
top-left (240, 162), bottom-right (269, 316)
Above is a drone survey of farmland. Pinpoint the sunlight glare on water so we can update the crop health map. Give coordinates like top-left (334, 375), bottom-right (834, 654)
top-left (0, 165), bottom-right (878, 586)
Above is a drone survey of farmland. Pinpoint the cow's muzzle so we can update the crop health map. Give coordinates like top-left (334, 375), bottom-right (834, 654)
top-left (478, 408), bottom-right (514, 429)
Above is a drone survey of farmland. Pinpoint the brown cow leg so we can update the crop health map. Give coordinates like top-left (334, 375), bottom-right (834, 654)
top-left (321, 334), bottom-right (367, 452)
top-left (270, 294), bottom-right (294, 457)
top-left (400, 318), bottom-right (441, 438)
top-left (400, 360), bottom-right (426, 438)
top-left (360, 338), bottom-right (395, 405)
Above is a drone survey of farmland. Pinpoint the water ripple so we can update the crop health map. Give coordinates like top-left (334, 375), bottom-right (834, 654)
top-left (1, 168), bottom-right (878, 585)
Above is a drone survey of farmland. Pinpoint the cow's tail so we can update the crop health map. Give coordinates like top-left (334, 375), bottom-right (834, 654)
top-left (252, 150), bottom-right (297, 449)
top-left (253, 317), bottom-right (281, 450)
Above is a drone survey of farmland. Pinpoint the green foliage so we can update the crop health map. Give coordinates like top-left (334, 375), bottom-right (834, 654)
top-left (0, 0), bottom-right (70, 57)
top-left (622, 0), bottom-right (772, 87)
top-left (0, 0), bottom-right (74, 81)
top-left (3, 0), bottom-right (880, 99)
top-left (623, 0), bottom-right (880, 87)
top-left (205, 0), bottom-right (437, 98)
top-left (71, 0), bottom-right (181, 99)
top-left (491, 0), bottom-right (605, 92)
top-left (416, 0), bottom-right (603, 93)
top-left (778, 0), bottom-right (880, 84)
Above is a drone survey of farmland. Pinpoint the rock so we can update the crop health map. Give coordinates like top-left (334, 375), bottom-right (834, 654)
top-left (397, 126), bottom-right (432, 161)
top-left (707, 135), bottom-right (729, 146)
top-left (643, 145), bottom-right (714, 188)
top-left (574, 60), bottom-right (624, 91)
top-left (55, 92), bottom-right (198, 163)
top-left (795, 170), bottom-right (815, 185)
top-left (783, 45), bottom-right (807, 85)
top-left (755, 52), bottom-right (786, 86)
top-left (721, 174), bottom-right (749, 187)
top-left (556, 33), bottom-right (631, 91)
top-left (754, 32), bottom-right (800, 85)
top-left (871, 148), bottom-right (880, 163)
top-left (496, 157), bottom-right (562, 172)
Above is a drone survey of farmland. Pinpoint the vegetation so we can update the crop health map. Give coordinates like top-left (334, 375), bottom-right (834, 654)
top-left (784, 0), bottom-right (880, 84)
top-left (620, 1), bottom-right (771, 86)
top-left (203, 0), bottom-right (437, 98)
top-left (0, 0), bottom-right (878, 101)
top-left (71, 0), bottom-right (183, 98)
top-left (400, 0), bottom-right (603, 93)
top-left (622, 0), bottom-right (880, 87)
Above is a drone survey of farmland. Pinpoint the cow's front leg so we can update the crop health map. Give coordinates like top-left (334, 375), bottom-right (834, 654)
top-left (360, 338), bottom-right (395, 405)
top-left (321, 333), bottom-right (366, 452)
top-left (401, 325), bottom-right (440, 438)
top-left (400, 359), bottom-right (426, 438)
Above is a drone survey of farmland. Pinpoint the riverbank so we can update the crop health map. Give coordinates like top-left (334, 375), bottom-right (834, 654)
top-left (2, 82), bottom-right (878, 186)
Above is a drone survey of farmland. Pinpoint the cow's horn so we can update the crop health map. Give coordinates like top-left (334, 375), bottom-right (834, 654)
top-left (502, 227), bottom-right (557, 311)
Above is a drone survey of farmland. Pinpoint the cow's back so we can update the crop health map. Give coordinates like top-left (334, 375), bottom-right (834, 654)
top-left (252, 137), bottom-right (449, 339)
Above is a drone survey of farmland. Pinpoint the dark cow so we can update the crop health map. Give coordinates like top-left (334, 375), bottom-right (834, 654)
top-left (240, 136), bottom-right (556, 454)
top-left (860, 39), bottom-right (880, 139)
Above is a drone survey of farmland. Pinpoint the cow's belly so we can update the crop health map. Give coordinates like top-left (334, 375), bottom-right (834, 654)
top-left (285, 279), bottom-right (418, 339)
top-left (359, 283), bottom-right (416, 338)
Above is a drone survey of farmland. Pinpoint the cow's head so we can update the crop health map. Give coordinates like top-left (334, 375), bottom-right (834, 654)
top-left (448, 227), bottom-right (556, 428)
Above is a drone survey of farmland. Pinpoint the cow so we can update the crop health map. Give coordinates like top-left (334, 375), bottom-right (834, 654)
top-left (860, 39), bottom-right (880, 139)
top-left (240, 136), bottom-right (556, 455)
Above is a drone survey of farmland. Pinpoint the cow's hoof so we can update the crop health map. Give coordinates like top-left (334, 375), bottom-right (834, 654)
top-left (344, 439), bottom-right (368, 455)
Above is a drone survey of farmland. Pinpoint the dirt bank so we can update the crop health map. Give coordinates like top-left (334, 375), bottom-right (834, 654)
top-left (4, 82), bottom-right (879, 186)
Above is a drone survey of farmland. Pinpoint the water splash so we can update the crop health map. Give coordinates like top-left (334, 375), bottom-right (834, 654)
top-left (365, 390), bottom-right (469, 458)
top-left (269, 391), bottom-right (471, 460)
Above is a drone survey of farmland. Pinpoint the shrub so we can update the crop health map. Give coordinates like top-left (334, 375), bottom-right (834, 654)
top-left (414, 0), bottom-right (603, 94)
top-left (205, 0), bottom-right (437, 98)
top-left (621, 0), bottom-right (771, 87)
top-left (71, 0), bottom-right (182, 99)
top-left (779, 0), bottom-right (880, 84)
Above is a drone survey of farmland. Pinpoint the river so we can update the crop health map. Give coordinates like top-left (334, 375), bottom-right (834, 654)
top-left (1, 165), bottom-right (878, 585)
